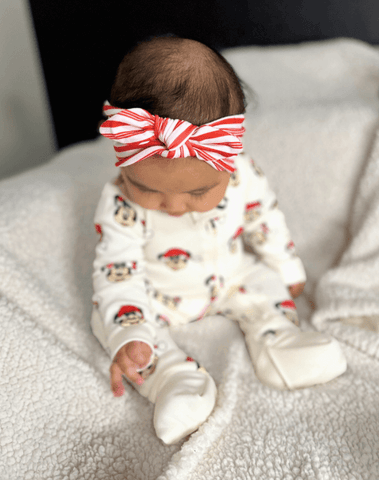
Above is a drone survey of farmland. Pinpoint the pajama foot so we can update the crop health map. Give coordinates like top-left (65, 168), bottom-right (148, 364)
top-left (247, 325), bottom-right (347, 390)
top-left (153, 368), bottom-right (217, 444)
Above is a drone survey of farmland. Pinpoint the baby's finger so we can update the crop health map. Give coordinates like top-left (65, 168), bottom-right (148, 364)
top-left (115, 355), bottom-right (145, 386)
top-left (110, 362), bottom-right (125, 397)
top-left (125, 365), bottom-right (145, 386)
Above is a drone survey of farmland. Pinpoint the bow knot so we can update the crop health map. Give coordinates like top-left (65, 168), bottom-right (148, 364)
top-left (155, 116), bottom-right (198, 153)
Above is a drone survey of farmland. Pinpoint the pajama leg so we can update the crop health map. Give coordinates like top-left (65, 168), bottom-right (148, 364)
top-left (92, 307), bottom-right (217, 444)
top-left (128, 325), bottom-right (217, 444)
top-left (217, 264), bottom-right (347, 389)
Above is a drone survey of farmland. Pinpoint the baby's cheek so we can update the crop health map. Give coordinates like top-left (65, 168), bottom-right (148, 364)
top-left (198, 191), bottom-right (226, 211)
top-left (132, 191), bottom-right (161, 210)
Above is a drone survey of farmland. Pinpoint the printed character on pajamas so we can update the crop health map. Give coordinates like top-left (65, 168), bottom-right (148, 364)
top-left (101, 262), bottom-right (137, 282)
top-left (147, 283), bottom-right (181, 310)
top-left (246, 223), bottom-right (269, 246)
top-left (244, 202), bottom-right (262, 222)
top-left (228, 227), bottom-right (244, 253)
top-left (156, 314), bottom-right (170, 327)
top-left (153, 291), bottom-right (181, 309)
top-left (114, 196), bottom-right (137, 226)
top-left (229, 170), bottom-right (240, 187)
top-left (205, 275), bottom-right (224, 302)
top-left (276, 299), bottom-right (299, 326)
top-left (114, 305), bottom-right (145, 327)
top-left (158, 248), bottom-right (191, 270)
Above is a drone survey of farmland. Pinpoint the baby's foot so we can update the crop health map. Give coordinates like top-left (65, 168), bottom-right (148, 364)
top-left (247, 326), bottom-right (347, 389)
top-left (153, 367), bottom-right (216, 444)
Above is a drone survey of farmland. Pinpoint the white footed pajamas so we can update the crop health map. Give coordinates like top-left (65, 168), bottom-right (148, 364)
top-left (91, 153), bottom-right (346, 444)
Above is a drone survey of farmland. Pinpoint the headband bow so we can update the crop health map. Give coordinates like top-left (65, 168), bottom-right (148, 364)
top-left (99, 102), bottom-right (245, 172)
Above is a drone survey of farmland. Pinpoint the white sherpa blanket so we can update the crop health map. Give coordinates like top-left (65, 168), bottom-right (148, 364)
top-left (1, 38), bottom-right (379, 479)
top-left (313, 128), bottom-right (379, 357)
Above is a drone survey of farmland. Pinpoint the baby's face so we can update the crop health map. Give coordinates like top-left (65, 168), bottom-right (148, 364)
top-left (119, 156), bottom-right (230, 216)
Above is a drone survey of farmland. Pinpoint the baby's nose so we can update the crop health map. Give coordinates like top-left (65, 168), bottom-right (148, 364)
top-left (160, 194), bottom-right (187, 214)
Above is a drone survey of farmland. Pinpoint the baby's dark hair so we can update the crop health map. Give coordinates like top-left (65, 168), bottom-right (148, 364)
top-left (109, 35), bottom-right (246, 126)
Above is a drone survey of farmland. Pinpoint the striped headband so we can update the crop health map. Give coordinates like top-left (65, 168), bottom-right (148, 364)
top-left (99, 102), bottom-right (245, 172)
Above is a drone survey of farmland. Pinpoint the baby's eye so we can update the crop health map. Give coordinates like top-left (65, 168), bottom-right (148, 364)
top-left (190, 191), bottom-right (208, 198)
top-left (137, 186), bottom-right (156, 194)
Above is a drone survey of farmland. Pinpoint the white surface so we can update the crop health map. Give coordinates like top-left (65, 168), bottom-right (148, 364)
top-left (0, 0), bottom-right (56, 180)
top-left (0, 38), bottom-right (379, 479)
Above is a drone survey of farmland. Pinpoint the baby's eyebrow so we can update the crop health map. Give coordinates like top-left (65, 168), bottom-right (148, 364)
top-left (126, 177), bottom-right (160, 192)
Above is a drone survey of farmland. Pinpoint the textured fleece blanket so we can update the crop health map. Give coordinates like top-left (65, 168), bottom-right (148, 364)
top-left (313, 127), bottom-right (379, 357)
top-left (1, 38), bottom-right (379, 479)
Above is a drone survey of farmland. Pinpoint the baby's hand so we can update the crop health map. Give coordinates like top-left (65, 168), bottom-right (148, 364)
top-left (110, 341), bottom-right (153, 397)
top-left (288, 282), bottom-right (305, 298)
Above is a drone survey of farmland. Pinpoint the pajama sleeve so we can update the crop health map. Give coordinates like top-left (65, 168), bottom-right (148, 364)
top-left (92, 183), bottom-right (156, 361)
top-left (241, 157), bottom-right (306, 286)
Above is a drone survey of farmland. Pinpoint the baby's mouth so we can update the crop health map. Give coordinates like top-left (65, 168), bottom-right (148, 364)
top-left (165, 212), bottom-right (186, 217)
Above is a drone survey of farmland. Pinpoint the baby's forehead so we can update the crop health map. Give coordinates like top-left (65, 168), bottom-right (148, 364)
top-left (121, 156), bottom-right (230, 192)
top-left (125, 155), bottom-right (216, 175)
top-left (123, 156), bottom-right (207, 177)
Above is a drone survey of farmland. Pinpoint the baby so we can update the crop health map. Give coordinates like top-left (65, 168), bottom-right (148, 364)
top-left (91, 35), bottom-right (347, 444)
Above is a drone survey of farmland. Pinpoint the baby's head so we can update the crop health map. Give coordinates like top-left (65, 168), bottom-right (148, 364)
top-left (110, 35), bottom-right (245, 125)
top-left (102, 35), bottom-right (246, 216)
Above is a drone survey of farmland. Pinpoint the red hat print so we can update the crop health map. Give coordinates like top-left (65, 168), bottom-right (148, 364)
top-left (278, 300), bottom-right (296, 310)
top-left (114, 305), bottom-right (145, 327)
top-left (117, 305), bottom-right (142, 316)
top-left (232, 227), bottom-right (244, 240)
top-left (246, 201), bottom-right (261, 211)
top-left (162, 248), bottom-right (191, 259)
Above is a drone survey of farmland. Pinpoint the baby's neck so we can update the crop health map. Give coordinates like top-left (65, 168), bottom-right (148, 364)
top-left (114, 175), bottom-right (128, 198)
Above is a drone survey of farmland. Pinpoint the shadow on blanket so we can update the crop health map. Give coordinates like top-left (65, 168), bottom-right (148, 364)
top-left (1, 38), bottom-right (379, 480)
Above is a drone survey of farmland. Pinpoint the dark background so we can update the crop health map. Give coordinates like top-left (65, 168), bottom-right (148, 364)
top-left (28, 0), bottom-right (379, 150)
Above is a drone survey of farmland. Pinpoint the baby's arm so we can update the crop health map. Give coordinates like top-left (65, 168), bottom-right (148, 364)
top-left (92, 184), bottom-right (156, 393)
top-left (242, 157), bottom-right (306, 289)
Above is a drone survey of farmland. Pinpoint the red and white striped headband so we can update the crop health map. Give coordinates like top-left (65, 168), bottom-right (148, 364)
top-left (99, 102), bottom-right (245, 172)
